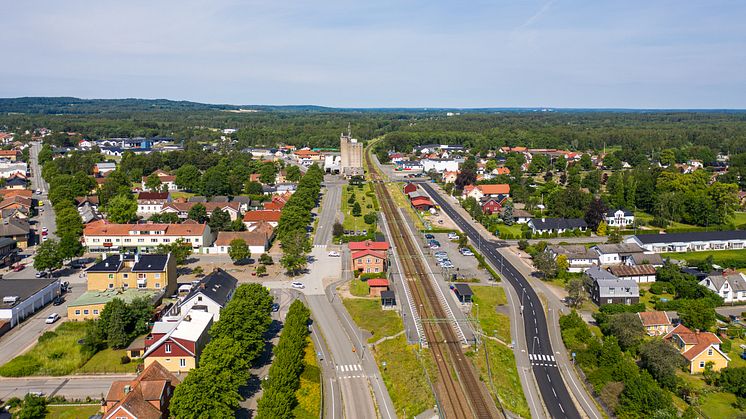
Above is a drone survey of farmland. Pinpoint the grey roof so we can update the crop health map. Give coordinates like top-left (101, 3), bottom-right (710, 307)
top-left (182, 269), bottom-right (238, 308)
top-left (0, 277), bottom-right (59, 309)
top-left (702, 273), bottom-right (746, 292)
top-left (453, 283), bottom-right (473, 296)
top-left (595, 277), bottom-right (639, 298)
top-left (0, 217), bottom-right (30, 237)
top-left (548, 245), bottom-right (598, 260)
top-left (132, 254), bottom-right (170, 272)
top-left (630, 253), bottom-right (664, 266)
top-left (530, 218), bottom-right (587, 231)
top-left (607, 208), bottom-right (633, 217)
top-left (0, 237), bottom-right (16, 249)
top-left (380, 290), bottom-right (395, 300)
top-left (5, 178), bottom-right (26, 187)
top-left (230, 196), bottom-right (251, 204)
top-left (585, 266), bottom-right (618, 281)
top-left (188, 196), bottom-right (207, 203)
top-left (87, 255), bottom-right (124, 273)
top-left (210, 196), bottom-right (229, 202)
top-left (593, 243), bottom-right (644, 255)
top-left (634, 230), bottom-right (746, 244)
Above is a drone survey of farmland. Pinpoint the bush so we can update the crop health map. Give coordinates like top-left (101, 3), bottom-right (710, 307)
top-left (259, 253), bottom-right (274, 265)
top-left (0, 355), bottom-right (41, 377)
top-left (359, 272), bottom-right (387, 281)
top-left (38, 331), bottom-right (58, 343)
top-left (120, 356), bottom-right (131, 365)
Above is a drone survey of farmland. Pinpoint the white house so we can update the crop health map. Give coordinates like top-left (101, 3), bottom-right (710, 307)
top-left (700, 272), bottom-right (746, 303)
top-left (528, 218), bottom-right (587, 235)
top-left (606, 209), bottom-right (635, 228)
top-left (83, 221), bottom-right (213, 252)
top-left (211, 227), bottom-right (274, 255)
top-left (547, 245), bottom-right (599, 273)
top-left (626, 231), bottom-right (746, 253)
top-left (422, 159), bottom-right (460, 173)
top-left (176, 269), bottom-right (237, 321)
top-left (136, 192), bottom-right (171, 216)
top-left (0, 278), bottom-right (60, 328)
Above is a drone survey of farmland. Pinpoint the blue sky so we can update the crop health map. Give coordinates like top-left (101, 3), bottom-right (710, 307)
top-left (1, 0), bottom-right (745, 108)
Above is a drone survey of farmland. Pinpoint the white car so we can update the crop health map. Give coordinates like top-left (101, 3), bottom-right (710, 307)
top-left (42, 236), bottom-right (48, 241)
top-left (45, 313), bottom-right (60, 324)
top-left (448, 232), bottom-right (460, 241)
top-left (328, 251), bottom-right (340, 257)
top-left (291, 281), bottom-right (305, 289)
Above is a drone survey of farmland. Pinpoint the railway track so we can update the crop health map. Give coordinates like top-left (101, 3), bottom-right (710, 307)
top-left (366, 152), bottom-right (500, 419)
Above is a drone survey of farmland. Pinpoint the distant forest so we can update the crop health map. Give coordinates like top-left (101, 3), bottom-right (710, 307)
top-left (1, 97), bottom-right (746, 155)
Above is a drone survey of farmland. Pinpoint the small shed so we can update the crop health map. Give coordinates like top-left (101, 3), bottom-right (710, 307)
top-left (403, 183), bottom-right (418, 194)
top-left (381, 290), bottom-right (396, 309)
top-left (453, 283), bottom-right (473, 304)
top-left (368, 278), bottom-right (390, 297)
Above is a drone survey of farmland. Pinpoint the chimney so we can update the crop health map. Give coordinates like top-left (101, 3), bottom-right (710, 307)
top-left (119, 253), bottom-right (124, 262)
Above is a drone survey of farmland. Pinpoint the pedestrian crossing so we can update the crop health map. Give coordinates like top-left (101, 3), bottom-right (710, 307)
top-left (529, 353), bottom-right (557, 367)
top-left (336, 364), bottom-right (365, 379)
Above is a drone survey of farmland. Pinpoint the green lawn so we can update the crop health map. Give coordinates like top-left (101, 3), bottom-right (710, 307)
top-left (0, 322), bottom-right (91, 377)
top-left (341, 186), bottom-right (377, 231)
top-left (472, 340), bottom-right (530, 418)
top-left (495, 223), bottom-right (523, 239)
top-left (292, 337), bottom-right (322, 419)
top-left (171, 191), bottom-right (196, 200)
top-left (471, 286), bottom-right (511, 343)
top-left (373, 335), bottom-right (436, 418)
top-left (734, 212), bottom-right (746, 226)
top-left (726, 337), bottom-right (746, 369)
top-left (342, 298), bottom-right (403, 343)
top-left (77, 347), bottom-right (142, 374)
top-left (662, 249), bottom-right (746, 269)
top-left (349, 279), bottom-right (370, 297)
top-left (639, 283), bottom-right (674, 311)
top-left (45, 405), bottom-right (101, 418)
top-left (699, 391), bottom-right (743, 418)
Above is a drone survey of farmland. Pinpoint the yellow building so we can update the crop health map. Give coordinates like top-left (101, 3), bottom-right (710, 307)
top-left (141, 309), bottom-right (213, 373)
top-left (85, 253), bottom-right (177, 296)
top-left (665, 324), bottom-right (730, 374)
top-left (67, 289), bottom-right (162, 321)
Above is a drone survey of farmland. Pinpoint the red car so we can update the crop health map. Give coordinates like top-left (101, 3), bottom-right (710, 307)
top-left (12, 263), bottom-right (25, 272)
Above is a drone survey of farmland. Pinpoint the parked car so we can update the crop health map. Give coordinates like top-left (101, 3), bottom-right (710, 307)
top-left (53, 296), bottom-right (64, 306)
top-left (447, 232), bottom-right (460, 241)
top-left (45, 313), bottom-right (60, 324)
top-left (12, 263), bottom-right (25, 272)
top-left (271, 303), bottom-right (280, 312)
top-left (439, 261), bottom-right (455, 268)
top-left (42, 236), bottom-right (48, 241)
top-left (424, 233), bottom-right (435, 240)
top-left (42, 227), bottom-right (48, 233)
top-left (328, 251), bottom-right (340, 257)
top-left (291, 281), bottom-right (305, 289)
top-left (459, 248), bottom-right (474, 256)
top-left (35, 271), bottom-right (48, 278)
top-left (434, 251), bottom-right (448, 257)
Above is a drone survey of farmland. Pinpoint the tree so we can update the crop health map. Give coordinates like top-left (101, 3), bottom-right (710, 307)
top-left (579, 153), bottom-right (593, 170)
top-left (188, 203), bottom-right (208, 223)
top-left (501, 203), bottom-right (514, 226)
top-left (229, 217), bottom-right (246, 231)
top-left (639, 339), bottom-right (686, 390)
top-left (33, 239), bottom-right (63, 272)
top-left (718, 367), bottom-right (746, 398)
top-left (154, 239), bottom-right (193, 265)
top-left (228, 239), bottom-right (250, 262)
top-left (256, 265), bottom-right (267, 276)
top-left (286, 165), bottom-right (302, 182)
top-left (58, 234), bottom-right (84, 261)
top-left (619, 370), bottom-right (675, 417)
top-left (106, 194), bottom-right (138, 224)
top-left (604, 312), bottom-right (644, 351)
top-left (352, 202), bottom-right (362, 217)
top-left (556, 254), bottom-right (569, 276)
top-left (145, 173), bottom-right (163, 192)
top-left (678, 299), bottom-right (716, 331)
top-left (280, 229), bottom-right (310, 276)
top-left (150, 211), bottom-right (180, 224)
top-left (259, 162), bottom-right (277, 185)
top-left (55, 205), bottom-right (84, 238)
top-left (208, 208), bottom-right (231, 232)
top-left (17, 394), bottom-right (47, 419)
top-left (175, 164), bottom-right (201, 191)
top-left (455, 158), bottom-right (477, 191)
top-left (259, 253), bottom-right (273, 265)
top-left (332, 221), bottom-right (344, 237)
top-left (100, 298), bottom-right (131, 348)
top-left (170, 365), bottom-right (240, 418)
top-left (565, 277), bottom-right (587, 308)
top-left (245, 181), bottom-right (263, 195)
top-left (363, 212), bottom-right (377, 225)
top-left (608, 229), bottom-right (622, 244)
top-left (596, 221), bottom-right (607, 236)
top-left (533, 251), bottom-right (558, 279)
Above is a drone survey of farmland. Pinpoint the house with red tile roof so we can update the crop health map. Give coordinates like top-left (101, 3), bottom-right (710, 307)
top-left (637, 311), bottom-right (672, 336)
top-left (367, 278), bottom-right (390, 297)
top-left (462, 184), bottom-right (511, 200)
top-left (243, 210), bottom-right (281, 228)
top-left (664, 324), bottom-right (730, 374)
top-left (348, 240), bottom-right (390, 252)
top-left (83, 221), bottom-right (212, 252)
top-left (137, 192), bottom-right (172, 216)
top-left (103, 361), bottom-right (180, 419)
top-left (352, 249), bottom-right (387, 274)
top-left (141, 170), bottom-right (179, 192)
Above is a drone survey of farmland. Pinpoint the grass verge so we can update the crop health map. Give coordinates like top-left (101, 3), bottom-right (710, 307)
top-left (341, 185), bottom-right (376, 231)
top-left (349, 279), bottom-right (370, 297)
top-left (0, 322), bottom-right (90, 377)
top-left (292, 337), bottom-right (322, 419)
top-left (373, 335), bottom-right (436, 417)
top-left (471, 286), bottom-right (510, 343)
top-left (662, 249), bottom-right (746, 269)
top-left (46, 405), bottom-right (101, 418)
top-left (386, 182), bottom-right (425, 230)
top-left (342, 298), bottom-right (403, 343)
top-left (471, 340), bottom-right (530, 418)
top-left (77, 347), bottom-right (142, 374)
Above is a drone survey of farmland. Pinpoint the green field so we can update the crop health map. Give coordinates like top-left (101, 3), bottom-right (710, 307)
top-left (734, 211), bottom-right (746, 226)
top-left (0, 322), bottom-right (91, 377)
top-left (45, 405), bottom-right (101, 418)
top-left (495, 223), bottom-right (523, 239)
top-left (77, 347), bottom-right (142, 374)
top-left (171, 191), bottom-right (196, 200)
top-left (341, 185), bottom-right (377, 231)
top-left (639, 283), bottom-right (674, 311)
top-left (342, 298), bottom-right (403, 343)
top-left (373, 335), bottom-right (437, 417)
top-left (471, 286), bottom-right (511, 343)
top-left (662, 249), bottom-right (746, 269)
top-left (349, 279), bottom-right (370, 297)
top-left (292, 337), bottom-right (322, 419)
top-left (699, 391), bottom-right (743, 418)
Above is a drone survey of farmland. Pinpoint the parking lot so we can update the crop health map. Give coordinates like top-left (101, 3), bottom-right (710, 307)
top-left (420, 232), bottom-right (493, 284)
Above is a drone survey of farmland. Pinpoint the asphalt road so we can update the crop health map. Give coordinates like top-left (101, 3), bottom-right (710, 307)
top-left (0, 375), bottom-right (129, 400)
top-left (421, 182), bottom-right (582, 419)
top-left (313, 176), bottom-right (342, 246)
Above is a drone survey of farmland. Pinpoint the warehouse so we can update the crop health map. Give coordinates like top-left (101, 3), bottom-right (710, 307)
top-left (0, 277), bottom-right (60, 329)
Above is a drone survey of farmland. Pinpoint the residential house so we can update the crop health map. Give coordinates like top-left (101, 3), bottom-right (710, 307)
top-left (68, 288), bottom-right (163, 321)
top-left (699, 272), bottom-right (746, 303)
top-left (462, 184), bottom-right (510, 201)
top-left (608, 264), bottom-right (657, 283)
top-left (0, 237), bottom-right (18, 267)
top-left (212, 224), bottom-right (274, 255)
top-left (625, 230), bottom-right (746, 253)
top-left (352, 249), bottom-right (387, 274)
top-left (480, 196), bottom-right (508, 215)
top-left (665, 324), bottom-right (730, 374)
top-left (83, 221), bottom-right (212, 252)
top-left (0, 149), bottom-right (20, 162)
top-left (501, 207), bottom-right (531, 224)
top-left (142, 309), bottom-right (214, 373)
top-left (243, 210), bottom-right (281, 229)
top-left (137, 192), bottom-right (172, 216)
top-left (422, 158), bottom-right (460, 173)
top-left (0, 162), bottom-right (27, 179)
top-left (442, 171), bottom-right (459, 184)
top-left (94, 162), bottom-right (117, 178)
top-left (592, 243), bottom-right (648, 266)
top-left (528, 218), bottom-right (587, 235)
top-left (605, 209), bottom-right (635, 228)
top-left (78, 201), bottom-right (103, 224)
top-left (102, 361), bottom-right (180, 419)
top-left (403, 183), bottom-right (418, 195)
top-left (587, 266), bottom-right (639, 306)
top-left (4, 176), bottom-right (26, 190)
top-left (0, 195), bottom-right (32, 218)
top-left (142, 170), bottom-right (179, 192)
top-left (349, 240), bottom-right (390, 252)
top-left (161, 202), bottom-right (241, 221)
top-left (547, 245), bottom-right (599, 273)
top-left (0, 217), bottom-right (30, 249)
top-left (175, 269), bottom-right (237, 321)
top-left (367, 278), bottom-right (389, 297)
top-left (638, 311), bottom-right (672, 336)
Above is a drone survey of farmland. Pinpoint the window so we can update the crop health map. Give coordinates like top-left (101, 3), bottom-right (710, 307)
top-left (609, 288), bottom-right (615, 295)
top-left (138, 238), bottom-right (145, 243)
top-left (108, 283), bottom-right (114, 289)
top-left (151, 238), bottom-right (158, 243)
top-left (123, 274), bottom-right (128, 279)
top-left (179, 358), bottom-right (187, 367)
top-left (165, 344), bottom-right (172, 353)
top-left (123, 283), bottom-right (129, 289)
top-left (138, 282), bottom-right (146, 289)
top-left (124, 238), bottom-right (131, 243)
top-left (155, 273), bottom-right (161, 279)
top-left (197, 296), bottom-right (202, 301)
top-left (83, 309), bottom-right (89, 314)
top-left (155, 282), bottom-right (161, 288)
top-left (708, 348), bottom-right (713, 356)
top-left (138, 273), bottom-right (147, 279)
top-left (375, 268), bottom-right (379, 273)
top-left (607, 299), bottom-right (612, 304)
top-left (108, 274), bottom-right (114, 279)
top-left (367, 258), bottom-right (371, 263)
top-left (699, 361), bottom-right (705, 368)
top-left (93, 309), bottom-right (99, 315)
top-left (75, 310), bottom-right (80, 315)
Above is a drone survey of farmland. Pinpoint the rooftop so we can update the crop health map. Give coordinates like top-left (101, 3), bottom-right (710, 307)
top-left (633, 230), bottom-right (746, 244)
top-left (0, 277), bottom-right (59, 309)
top-left (68, 289), bottom-right (162, 307)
